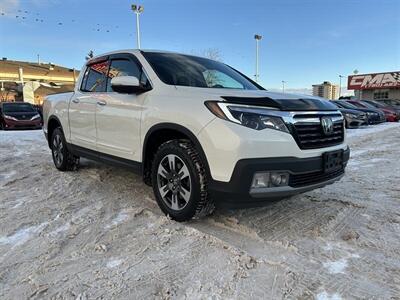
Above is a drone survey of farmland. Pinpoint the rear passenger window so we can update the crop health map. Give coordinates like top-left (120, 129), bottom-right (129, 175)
top-left (106, 59), bottom-right (142, 92)
top-left (81, 61), bottom-right (109, 92)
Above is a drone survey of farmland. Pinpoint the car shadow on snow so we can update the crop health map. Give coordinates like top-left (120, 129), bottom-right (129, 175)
top-left (74, 159), bottom-right (358, 245)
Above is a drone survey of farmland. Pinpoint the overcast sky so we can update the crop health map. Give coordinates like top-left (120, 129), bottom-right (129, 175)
top-left (0, 0), bottom-right (399, 92)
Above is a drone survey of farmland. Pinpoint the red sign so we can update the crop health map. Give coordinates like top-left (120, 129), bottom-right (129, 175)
top-left (348, 71), bottom-right (400, 90)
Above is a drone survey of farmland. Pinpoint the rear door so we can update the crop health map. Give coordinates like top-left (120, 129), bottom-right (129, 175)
top-left (69, 59), bottom-right (109, 150)
top-left (95, 54), bottom-right (149, 161)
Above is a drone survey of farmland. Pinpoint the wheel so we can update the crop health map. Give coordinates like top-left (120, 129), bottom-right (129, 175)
top-left (51, 127), bottom-right (80, 171)
top-left (151, 140), bottom-right (214, 222)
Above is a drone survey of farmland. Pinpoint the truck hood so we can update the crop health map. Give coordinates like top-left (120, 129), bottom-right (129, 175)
top-left (338, 108), bottom-right (365, 116)
top-left (176, 87), bottom-right (338, 111)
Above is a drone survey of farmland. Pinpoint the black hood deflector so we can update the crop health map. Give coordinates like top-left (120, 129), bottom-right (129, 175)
top-left (221, 96), bottom-right (338, 111)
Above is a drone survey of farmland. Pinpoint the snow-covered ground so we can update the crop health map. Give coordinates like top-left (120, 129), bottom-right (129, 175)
top-left (0, 123), bottom-right (399, 299)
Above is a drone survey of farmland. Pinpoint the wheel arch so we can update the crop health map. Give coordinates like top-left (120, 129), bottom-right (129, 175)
top-left (47, 115), bottom-right (63, 148)
top-left (142, 123), bottom-right (211, 184)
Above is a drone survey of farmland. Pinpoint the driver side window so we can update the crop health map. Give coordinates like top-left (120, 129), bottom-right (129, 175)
top-left (106, 59), bottom-right (149, 92)
top-left (81, 61), bottom-right (109, 92)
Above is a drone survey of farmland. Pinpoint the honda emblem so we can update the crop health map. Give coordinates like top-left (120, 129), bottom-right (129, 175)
top-left (321, 117), bottom-right (334, 135)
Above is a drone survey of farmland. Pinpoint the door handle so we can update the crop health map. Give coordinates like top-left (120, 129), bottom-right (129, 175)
top-left (72, 98), bottom-right (80, 104)
top-left (97, 100), bottom-right (107, 106)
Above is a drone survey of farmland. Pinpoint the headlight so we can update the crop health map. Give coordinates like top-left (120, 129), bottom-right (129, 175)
top-left (344, 113), bottom-right (358, 119)
top-left (4, 115), bottom-right (18, 121)
top-left (205, 101), bottom-right (289, 133)
top-left (30, 114), bottom-right (41, 120)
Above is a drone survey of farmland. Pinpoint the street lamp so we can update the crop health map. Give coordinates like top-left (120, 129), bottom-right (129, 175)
top-left (282, 80), bottom-right (286, 93)
top-left (131, 4), bottom-right (144, 49)
top-left (254, 34), bottom-right (262, 83)
top-left (339, 75), bottom-right (344, 99)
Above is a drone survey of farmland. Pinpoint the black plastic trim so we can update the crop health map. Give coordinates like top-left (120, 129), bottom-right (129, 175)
top-left (68, 143), bottom-right (142, 173)
top-left (209, 147), bottom-right (350, 208)
top-left (142, 123), bottom-right (212, 179)
top-left (221, 96), bottom-right (339, 111)
top-left (46, 115), bottom-right (63, 146)
top-left (221, 96), bottom-right (280, 108)
top-left (86, 55), bottom-right (109, 66)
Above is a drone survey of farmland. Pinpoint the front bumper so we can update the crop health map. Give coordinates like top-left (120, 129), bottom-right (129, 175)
top-left (367, 115), bottom-right (386, 124)
top-left (3, 118), bottom-right (42, 130)
top-left (385, 114), bottom-right (399, 122)
top-left (345, 116), bottom-right (366, 128)
top-left (209, 147), bottom-right (350, 208)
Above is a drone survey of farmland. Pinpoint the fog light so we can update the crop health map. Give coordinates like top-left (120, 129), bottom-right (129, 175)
top-left (251, 172), bottom-right (270, 188)
top-left (251, 172), bottom-right (289, 189)
top-left (270, 172), bottom-right (289, 187)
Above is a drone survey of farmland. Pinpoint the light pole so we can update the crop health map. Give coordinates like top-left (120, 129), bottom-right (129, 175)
top-left (282, 80), bottom-right (286, 93)
top-left (338, 75), bottom-right (344, 99)
top-left (254, 34), bottom-right (262, 82)
top-left (131, 4), bottom-right (144, 49)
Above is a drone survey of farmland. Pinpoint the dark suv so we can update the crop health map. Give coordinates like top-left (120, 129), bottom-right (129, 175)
top-left (0, 102), bottom-right (42, 130)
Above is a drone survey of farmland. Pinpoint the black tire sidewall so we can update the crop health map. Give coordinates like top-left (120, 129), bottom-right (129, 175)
top-left (51, 128), bottom-right (69, 171)
top-left (151, 141), bottom-right (203, 222)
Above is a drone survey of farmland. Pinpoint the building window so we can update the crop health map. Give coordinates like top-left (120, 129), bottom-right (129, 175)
top-left (374, 90), bottom-right (389, 99)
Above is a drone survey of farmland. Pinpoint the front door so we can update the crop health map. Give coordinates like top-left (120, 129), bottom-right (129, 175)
top-left (69, 60), bottom-right (109, 150)
top-left (95, 56), bottom-right (148, 161)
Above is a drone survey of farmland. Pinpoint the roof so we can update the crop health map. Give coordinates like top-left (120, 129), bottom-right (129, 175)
top-left (88, 49), bottom-right (211, 63)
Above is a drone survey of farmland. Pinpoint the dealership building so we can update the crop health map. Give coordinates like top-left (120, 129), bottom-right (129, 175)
top-left (347, 71), bottom-right (400, 101)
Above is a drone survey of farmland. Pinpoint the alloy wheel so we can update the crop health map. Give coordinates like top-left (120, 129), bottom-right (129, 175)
top-left (157, 154), bottom-right (191, 211)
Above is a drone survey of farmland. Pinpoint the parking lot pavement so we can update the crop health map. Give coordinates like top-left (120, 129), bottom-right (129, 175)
top-left (1, 123), bottom-right (400, 299)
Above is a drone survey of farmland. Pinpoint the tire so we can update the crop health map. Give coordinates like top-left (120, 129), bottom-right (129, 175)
top-left (51, 127), bottom-right (79, 171)
top-left (151, 140), bottom-right (214, 222)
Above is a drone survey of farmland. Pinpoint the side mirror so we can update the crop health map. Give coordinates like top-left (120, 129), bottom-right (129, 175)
top-left (111, 76), bottom-right (148, 94)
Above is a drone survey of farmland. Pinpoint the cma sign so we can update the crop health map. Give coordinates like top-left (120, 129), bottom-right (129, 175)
top-left (348, 72), bottom-right (400, 90)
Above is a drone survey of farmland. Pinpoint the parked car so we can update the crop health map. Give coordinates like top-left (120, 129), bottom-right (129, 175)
top-left (0, 102), bottom-right (42, 130)
top-left (363, 100), bottom-right (400, 117)
top-left (330, 102), bottom-right (367, 128)
top-left (380, 99), bottom-right (400, 109)
top-left (332, 100), bottom-right (386, 124)
top-left (43, 50), bottom-right (350, 221)
top-left (346, 100), bottom-right (398, 122)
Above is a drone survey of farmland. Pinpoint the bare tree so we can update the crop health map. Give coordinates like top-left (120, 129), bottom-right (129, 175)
top-left (201, 48), bottom-right (223, 87)
top-left (202, 48), bottom-right (222, 62)
top-left (85, 50), bottom-right (94, 61)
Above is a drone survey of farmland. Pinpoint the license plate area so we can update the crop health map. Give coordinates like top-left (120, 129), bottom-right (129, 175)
top-left (323, 150), bottom-right (343, 173)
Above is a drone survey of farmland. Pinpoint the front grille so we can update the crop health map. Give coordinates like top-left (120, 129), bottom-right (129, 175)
top-left (289, 168), bottom-right (344, 188)
top-left (291, 118), bottom-right (344, 150)
top-left (15, 115), bottom-right (30, 120)
top-left (14, 125), bottom-right (39, 129)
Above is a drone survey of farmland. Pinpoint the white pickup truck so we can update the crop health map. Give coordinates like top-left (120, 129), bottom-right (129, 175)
top-left (43, 50), bottom-right (350, 221)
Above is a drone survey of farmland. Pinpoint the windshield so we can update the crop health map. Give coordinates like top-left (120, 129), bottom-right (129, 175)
top-left (3, 103), bottom-right (36, 113)
top-left (335, 101), bottom-right (358, 109)
top-left (360, 101), bottom-right (377, 109)
top-left (142, 52), bottom-right (261, 90)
